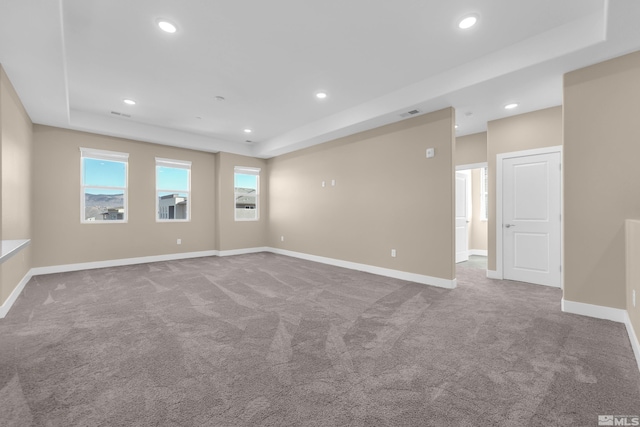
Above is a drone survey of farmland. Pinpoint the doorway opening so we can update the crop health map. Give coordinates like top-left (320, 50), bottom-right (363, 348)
top-left (456, 162), bottom-right (488, 271)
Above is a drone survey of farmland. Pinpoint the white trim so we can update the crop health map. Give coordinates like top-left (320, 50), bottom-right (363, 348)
top-left (155, 157), bottom-right (191, 169)
top-left (2, 247), bottom-right (456, 317)
top-left (496, 154), bottom-right (504, 279)
top-left (79, 147), bottom-right (129, 161)
top-left (268, 248), bottom-right (457, 289)
top-left (486, 270), bottom-right (502, 279)
top-left (480, 166), bottom-right (488, 221)
top-left (234, 169), bottom-right (260, 221)
top-left (496, 145), bottom-right (563, 285)
top-left (456, 162), bottom-right (487, 171)
top-left (218, 247), bottom-right (269, 257)
top-left (469, 250), bottom-right (488, 256)
top-left (156, 158), bottom-right (191, 221)
top-left (561, 298), bottom-right (627, 323)
top-left (0, 269), bottom-right (33, 318)
top-left (31, 250), bottom-right (218, 275)
top-left (234, 166), bottom-right (261, 175)
top-left (561, 299), bottom-right (640, 372)
top-left (81, 148), bottom-right (129, 223)
top-left (624, 312), bottom-right (640, 372)
top-left (0, 239), bottom-right (30, 264)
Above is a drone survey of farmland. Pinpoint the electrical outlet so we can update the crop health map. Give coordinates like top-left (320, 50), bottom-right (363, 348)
top-left (633, 290), bottom-right (636, 308)
top-left (281, 236), bottom-right (284, 242)
top-left (177, 238), bottom-right (181, 245)
top-left (322, 181), bottom-right (326, 187)
top-left (391, 249), bottom-right (396, 257)
top-left (331, 179), bottom-right (336, 186)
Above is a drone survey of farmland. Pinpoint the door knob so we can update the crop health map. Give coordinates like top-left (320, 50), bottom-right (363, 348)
top-left (505, 224), bottom-right (516, 228)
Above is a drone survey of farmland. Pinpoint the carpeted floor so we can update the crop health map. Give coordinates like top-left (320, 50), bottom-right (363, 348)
top-left (1, 253), bottom-right (639, 426)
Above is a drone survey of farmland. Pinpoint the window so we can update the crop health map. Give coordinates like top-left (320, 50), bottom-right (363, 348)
top-left (156, 158), bottom-right (191, 221)
top-left (234, 166), bottom-right (260, 221)
top-left (480, 167), bottom-right (488, 221)
top-left (81, 147), bottom-right (128, 223)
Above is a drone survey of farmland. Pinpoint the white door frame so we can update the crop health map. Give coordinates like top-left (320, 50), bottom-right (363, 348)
top-left (456, 162), bottom-right (487, 172)
top-left (455, 170), bottom-right (472, 263)
top-left (496, 146), bottom-right (563, 288)
top-left (456, 162), bottom-right (488, 260)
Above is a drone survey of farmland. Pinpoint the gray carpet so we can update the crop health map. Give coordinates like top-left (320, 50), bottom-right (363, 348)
top-left (1, 253), bottom-right (639, 426)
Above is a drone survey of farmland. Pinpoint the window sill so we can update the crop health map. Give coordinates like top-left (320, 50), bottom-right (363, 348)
top-left (81, 221), bottom-right (128, 224)
top-left (1, 239), bottom-right (30, 264)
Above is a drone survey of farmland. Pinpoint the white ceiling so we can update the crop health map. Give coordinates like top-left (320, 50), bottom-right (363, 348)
top-left (1, 0), bottom-right (639, 158)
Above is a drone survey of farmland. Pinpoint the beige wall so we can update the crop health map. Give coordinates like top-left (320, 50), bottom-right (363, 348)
top-left (627, 220), bottom-right (640, 344)
top-left (486, 106), bottom-right (563, 271)
top-left (32, 125), bottom-right (216, 267)
top-left (469, 168), bottom-right (487, 252)
top-left (0, 65), bottom-right (33, 305)
top-left (216, 152), bottom-right (268, 251)
top-left (455, 133), bottom-right (487, 254)
top-left (456, 132), bottom-right (487, 166)
top-left (564, 51), bottom-right (640, 311)
top-left (268, 108), bottom-right (456, 280)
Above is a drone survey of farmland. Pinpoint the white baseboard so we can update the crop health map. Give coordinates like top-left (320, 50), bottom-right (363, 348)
top-left (562, 300), bottom-right (640, 372)
top-left (31, 250), bottom-right (219, 276)
top-left (486, 270), bottom-right (502, 280)
top-left (561, 298), bottom-right (627, 323)
top-left (267, 248), bottom-right (456, 289)
top-left (469, 250), bottom-right (488, 257)
top-left (0, 269), bottom-right (33, 318)
top-left (218, 247), bottom-right (269, 257)
top-left (6, 247), bottom-right (456, 318)
top-left (624, 313), bottom-right (640, 372)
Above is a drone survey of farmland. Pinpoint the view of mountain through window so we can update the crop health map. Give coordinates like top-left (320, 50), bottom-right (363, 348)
top-left (234, 167), bottom-right (260, 221)
top-left (81, 149), bottom-right (128, 222)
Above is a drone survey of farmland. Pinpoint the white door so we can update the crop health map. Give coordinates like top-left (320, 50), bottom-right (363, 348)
top-left (455, 171), bottom-right (469, 263)
top-left (503, 152), bottom-right (561, 287)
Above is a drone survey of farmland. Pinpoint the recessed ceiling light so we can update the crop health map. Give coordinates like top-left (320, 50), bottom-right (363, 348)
top-left (458, 14), bottom-right (478, 29)
top-left (123, 99), bottom-right (136, 105)
top-left (244, 129), bottom-right (252, 134)
top-left (316, 92), bottom-right (328, 99)
top-left (504, 103), bottom-right (519, 110)
top-left (157, 20), bottom-right (177, 33)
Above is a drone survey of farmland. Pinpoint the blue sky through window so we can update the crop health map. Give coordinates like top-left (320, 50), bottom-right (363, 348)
top-left (157, 166), bottom-right (189, 191)
top-left (84, 160), bottom-right (258, 192)
top-left (83, 158), bottom-right (126, 188)
top-left (235, 173), bottom-right (257, 189)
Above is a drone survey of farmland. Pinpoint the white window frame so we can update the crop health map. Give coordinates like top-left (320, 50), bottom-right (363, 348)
top-left (480, 167), bottom-right (488, 221)
top-left (156, 157), bottom-right (192, 222)
top-left (80, 147), bottom-right (129, 224)
top-left (234, 166), bottom-right (260, 222)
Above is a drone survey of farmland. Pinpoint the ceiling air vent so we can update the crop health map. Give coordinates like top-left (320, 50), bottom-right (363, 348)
top-left (399, 109), bottom-right (422, 118)
top-left (110, 111), bottom-right (131, 118)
